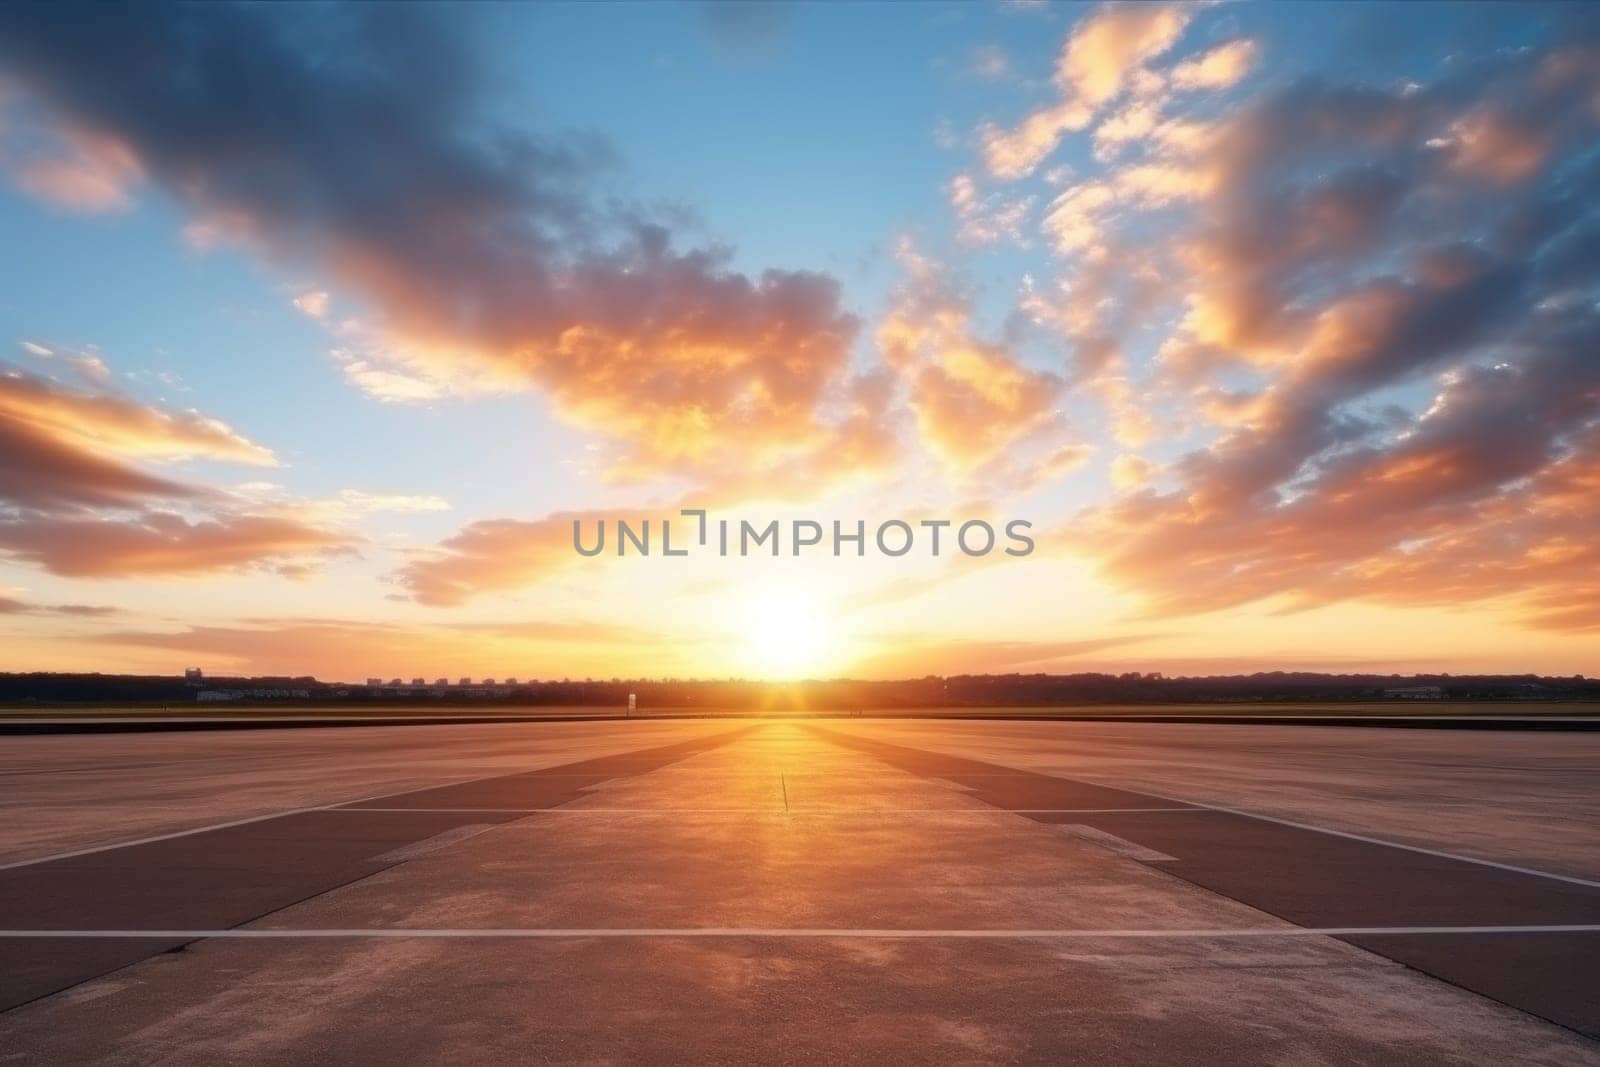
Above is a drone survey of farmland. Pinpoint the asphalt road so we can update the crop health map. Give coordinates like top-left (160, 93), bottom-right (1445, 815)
top-left (2, 719), bottom-right (1598, 1063)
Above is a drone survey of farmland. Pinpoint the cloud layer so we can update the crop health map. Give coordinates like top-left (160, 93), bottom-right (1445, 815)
top-left (1029, 31), bottom-right (1600, 630)
top-left (0, 4), bottom-right (887, 495)
top-left (0, 365), bottom-right (273, 510)
top-left (0, 363), bottom-right (355, 579)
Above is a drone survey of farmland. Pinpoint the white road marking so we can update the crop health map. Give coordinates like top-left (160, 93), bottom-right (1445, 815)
top-left (1, 925), bottom-right (1597, 939)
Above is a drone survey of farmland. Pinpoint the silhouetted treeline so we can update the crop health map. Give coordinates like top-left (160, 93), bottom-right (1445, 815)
top-left (0, 673), bottom-right (318, 703)
top-left (0, 670), bottom-right (1595, 707)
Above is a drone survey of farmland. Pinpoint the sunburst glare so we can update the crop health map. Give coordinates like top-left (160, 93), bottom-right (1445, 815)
top-left (738, 581), bottom-right (838, 680)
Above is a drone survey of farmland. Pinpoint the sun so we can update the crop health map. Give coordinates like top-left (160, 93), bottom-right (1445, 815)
top-left (738, 582), bottom-right (837, 680)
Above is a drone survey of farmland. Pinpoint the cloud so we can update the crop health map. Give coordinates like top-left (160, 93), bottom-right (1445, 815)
top-left (0, 596), bottom-right (121, 617)
top-left (1012, 442), bottom-right (1096, 494)
top-left (336, 490), bottom-right (450, 515)
top-left (398, 389), bottom-right (901, 606)
top-left (1092, 98), bottom-right (1162, 160)
top-left (1053, 3), bottom-right (1189, 108)
top-left (969, 45), bottom-right (1013, 82)
top-left (332, 349), bottom-right (449, 405)
top-left (980, 101), bottom-right (1094, 182)
top-left (1169, 39), bottom-right (1257, 92)
top-left (1053, 37), bottom-right (1600, 631)
top-left (0, 364), bottom-right (280, 512)
top-left (225, 483), bottom-right (452, 533)
top-left (67, 351), bottom-right (111, 385)
top-left (4, 123), bottom-right (141, 211)
top-left (877, 243), bottom-right (1061, 474)
top-left (948, 173), bottom-right (1035, 245)
top-left (396, 504), bottom-right (662, 608)
top-left (292, 290), bottom-right (330, 320)
top-left (0, 362), bottom-right (362, 580)
top-left (93, 616), bottom-right (680, 679)
top-left (1109, 452), bottom-right (1155, 492)
top-left (980, 3), bottom-right (1191, 179)
top-left (0, 364), bottom-right (276, 467)
top-left (0, 4), bottom-right (874, 499)
top-left (0, 405), bottom-right (197, 512)
top-left (0, 512), bottom-right (359, 579)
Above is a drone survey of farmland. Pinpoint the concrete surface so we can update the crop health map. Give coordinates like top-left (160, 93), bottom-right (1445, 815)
top-left (0, 719), bottom-right (736, 864)
top-left (1, 719), bottom-right (1597, 1063)
top-left (828, 718), bottom-right (1600, 879)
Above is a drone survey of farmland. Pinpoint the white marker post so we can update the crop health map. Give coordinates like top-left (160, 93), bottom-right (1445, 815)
top-left (627, 692), bottom-right (636, 717)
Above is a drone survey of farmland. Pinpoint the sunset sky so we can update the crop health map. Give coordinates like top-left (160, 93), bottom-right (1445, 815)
top-left (0, 1), bottom-right (1597, 681)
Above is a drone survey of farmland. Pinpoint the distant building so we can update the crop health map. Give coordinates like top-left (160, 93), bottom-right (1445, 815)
top-left (1382, 685), bottom-right (1445, 700)
top-left (184, 667), bottom-right (203, 684)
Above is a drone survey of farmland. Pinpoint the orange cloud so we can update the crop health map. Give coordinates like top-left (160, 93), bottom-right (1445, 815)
top-left (0, 512), bottom-right (358, 578)
top-left (1007, 32), bottom-right (1600, 635)
top-left (397, 511), bottom-right (597, 608)
top-left (981, 3), bottom-right (1191, 179)
top-left (92, 617), bottom-right (684, 680)
top-left (0, 366), bottom-right (276, 468)
top-left (1055, 4), bottom-right (1188, 106)
top-left (0, 409), bottom-right (196, 512)
top-left (1078, 353), bottom-right (1600, 630)
top-left (877, 246), bottom-right (1060, 474)
top-left (0, 365), bottom-right (280, 512)
top-left (980, 101), bottom-right (1095, 182)
top-left (1109, 452), bottom-right (1155, 492)
top-left (0, 363), bottom-right (362, 581)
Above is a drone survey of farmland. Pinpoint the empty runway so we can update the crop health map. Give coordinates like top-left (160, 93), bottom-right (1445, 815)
top-left (2, 718), bottom-right (1598, 1063)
